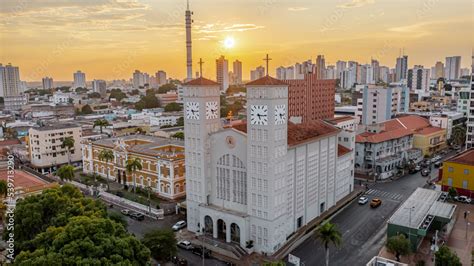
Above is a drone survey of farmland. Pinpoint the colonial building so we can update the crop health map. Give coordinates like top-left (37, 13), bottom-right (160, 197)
top-left (82, 135), bottom-right (185, 200)
top-left (183, 75), bottom-right (354, 254)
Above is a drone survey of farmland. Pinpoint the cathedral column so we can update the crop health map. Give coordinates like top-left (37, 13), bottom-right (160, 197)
top-left (225, 222), bottom-right (231, 243)
top-left (212, 218), bottom-right (218, 238)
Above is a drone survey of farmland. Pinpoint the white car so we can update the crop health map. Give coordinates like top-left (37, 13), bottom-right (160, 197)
top-left (172, 220), bottom-right (187, 231)
top-left (455, 196), bottom-right (472, 204)
top-left (358, 196), bottom-right (369, 205)
top-left (177, 240), bottom-right (194, 250)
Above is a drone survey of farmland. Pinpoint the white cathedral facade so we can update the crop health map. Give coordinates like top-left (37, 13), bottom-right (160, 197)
top-left (184, 75), bottom-right (354, 255)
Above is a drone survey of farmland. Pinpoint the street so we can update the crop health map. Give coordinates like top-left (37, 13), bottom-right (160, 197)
top-left (286, 149), bottom-right (456, 266)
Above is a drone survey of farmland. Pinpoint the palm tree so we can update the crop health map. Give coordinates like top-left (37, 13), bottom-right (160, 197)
top-left (314, 221), bottom-right (342, 266)
top-left (98, 149), bottom-right (114, 191)
top-left (0, 180), bottom-right (7, 198)
top-left (126, 157), bottom-right (142, 193)
top-left (93, 119), bottom-right (110, 134)
top-left (61, 136), bottom-right (75, 164)
top-left (57, 165), bottom-right (75, 182)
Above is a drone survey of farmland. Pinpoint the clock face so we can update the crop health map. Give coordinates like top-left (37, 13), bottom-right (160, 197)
top-left (185, 102), bottom-right (200, 120)
top-left (250, 105), bottom-right (268, 125)
top-left (274, 104), bottom-right (286, 125)
top-left (206, 101), bottom-right (219, 119)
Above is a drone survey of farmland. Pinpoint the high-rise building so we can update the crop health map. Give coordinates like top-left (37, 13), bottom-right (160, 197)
top-left (250, 66), bottom-right (265, 81)
top-left (395, 55), bottom-right (408, 81)
top-left (316, 55), bottom-right (326, 79)
top-left (73, 70), bottom-right (86, 89)
top-left (216, 55), bottom-right (229, 91)
top-left (232, 60), bottom-right (242, 84)
top-left (371, 59), bottom-right (380, 82)
top-left (379, 66), bottom-right (390, 83)
top-left (325, 65), bottom-right (336, 79)
top-left (445, 56), bottom-right (461, 80)
top-left (156, 70), bottom-right (167, 86)
top-left (407, 65), bottom-right (430, 92)
top-left (336, 61), bottom-right (347, 80)
top-left (276, 66), bottom-right (287, 80)
top-left (185, 1), bottom-right (193, 81)
top-left (0, 63), bottom-right (21, 97)
top-left (92, 79), bottom-right (107, 96)
top-left (357, 85), bottom-right (410, 125)
top-left (132, 70), bottom-right (145, 89)
top-left (466, 54), bottom-right (474, 148)
top-left (341, 62), bottom-right (357, 89)
top-left (42, 77), bottom-right (54, 90)
top-left (433, 61), bottom-right (444, 79)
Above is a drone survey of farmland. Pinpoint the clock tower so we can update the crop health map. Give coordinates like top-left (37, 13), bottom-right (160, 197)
top-left (246, 75), bottom-right (289, 253)
top-left (183, 77), bottom-right (221, 233)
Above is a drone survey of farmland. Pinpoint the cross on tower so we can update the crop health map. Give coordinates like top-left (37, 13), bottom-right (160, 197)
top-left (198, 58), bottom-right (204, 77)
top-left (263, 54), bottom-right (272, 76)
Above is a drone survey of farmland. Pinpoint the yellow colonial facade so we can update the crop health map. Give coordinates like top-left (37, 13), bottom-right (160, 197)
top-left (412, 127), bottom-right (447, 157)
top-left (440, 149), bottom-right (474, 197)
top-left (82, 135), bottom-right (185, 200)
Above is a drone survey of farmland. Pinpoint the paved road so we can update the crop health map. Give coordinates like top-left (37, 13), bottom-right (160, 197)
top-left (287, 166), bottom-right (438, 265)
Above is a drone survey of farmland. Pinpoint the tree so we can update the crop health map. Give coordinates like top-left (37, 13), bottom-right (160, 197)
top-left (157, 83), bottom-right (176, 94)
top-left (0, 180), bottom-right (7, 198)
top-left (176, 117), bottom-right (184, 127)
top-left (171, 132), bottom-right (184, 140)
top-left (135, 93), bottom-right (160, 111)
top-left (98, 149), bottom-right (114, 191)
top-left (448, 187), bottom-right (458, 199)
top-left (129, 89), bottom-right (140, 96)
top-left (141, 229), bottom-right (177, 262)
top-left (386, 234), bottom-right (411, 262)
top-left (93, 119), bottom-right (110, 134)
top-left (164, 102), bottom-right (182, 112)
top-left (61, 136), bottom-right (75, 164)
top-left (314, 221), bottom-right (342, 266)
top-left (75, 87), bottom-right (88, 94)
top-left (450, 126), bottom-right (466, 146)
top-left (15, 216), bottom-right (150, 265)
top-left (57, 165), bottom-right (75, 182)
top-left (108, 212), bottom-right (128, 229)
top-left (3, 127), bottom-right (17, 139)
top-left (88, 92), bottom-right (101, 98)
top-left (435, 245), bottom-right (462, 266)
top-left (81, 104), bottom-right (94, 114)
top-left (109, 89), bottom-right (127, 101)
top-left (126, 158), bottom-right (142, 193)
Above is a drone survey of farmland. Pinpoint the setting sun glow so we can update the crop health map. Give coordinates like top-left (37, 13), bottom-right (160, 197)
top-left (223, 37), bottom-right (235, 49)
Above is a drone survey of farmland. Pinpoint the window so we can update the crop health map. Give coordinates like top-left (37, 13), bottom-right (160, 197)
top-left (448, 167), bottom-right (453, 172)
top-left (448, 178), bottom-right (453, 187)
top-left (463, 180), bottom-right (468, 189)
top-left (464, 169), bottom-right (470, 175)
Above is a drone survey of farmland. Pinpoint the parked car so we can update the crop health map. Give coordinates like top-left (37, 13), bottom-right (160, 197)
top-left (171, 256), bottom-right (188, 265)
top-left (130, 212), bottom-right (145, 221)
top-left (370, 198), bottom-right (382, 208)
top-left (177, 240), bottom-right (194, 250)
top-left (454, 196), bottom-right (472, 204)
top-left (415, 165), bottom-right (422, 171)
top-left (421, 169), bottom-right (431, 177)
top-left (172, 220), bottom-right (187, 231)
top-left (192, 246), bottom-right (212, 258)
top-left (434, 161), bottom-right (442, 168)
top-left (121, 209), bottom-right (130, 216)
top-left (358, 196), bottom-right (369, 205)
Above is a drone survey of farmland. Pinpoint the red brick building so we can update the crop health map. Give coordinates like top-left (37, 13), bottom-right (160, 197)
top-left (283, 73), bottom-right (336, 122)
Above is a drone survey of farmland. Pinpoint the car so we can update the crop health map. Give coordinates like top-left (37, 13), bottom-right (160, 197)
top-left (415, 165), bottom-right (422, 171)
top-left (434, 161), bottom-right (442, 168)
top-left (172, 220), bottom-right (187, 231)
top-left (421, 169), bottom-right (431, 177)
top-left (358, 196), bottom-right (369, 205)
top-left (130, 212), bottom-right (145, 221)
top-left (171, 256), bottom-right (188, 266)
top-left (191, 246), bottom-right (212, 258)
top-left (177, 240), bottom-right (194, 250)
top-left (370, 198), bottom-right (382, 208)
top-left (454, 196), bottom-right (472, 204)
top-left (121, 209), bottom-right (130, 216)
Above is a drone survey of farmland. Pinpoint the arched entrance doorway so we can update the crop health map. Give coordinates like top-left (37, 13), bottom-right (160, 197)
top-left (204, 216), bottom-right (213, 235)
top-left (217, 219), bottom-right (226, 240)
top-left (230, 223), bottom-right (240, 243)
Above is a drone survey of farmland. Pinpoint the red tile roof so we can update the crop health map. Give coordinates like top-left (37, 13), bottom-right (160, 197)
top-left (183, 77), bottom-right (220, 86)
top-left (0, 139), bottom-right (21, 147)
top-left (246, 75), bottom-right (288, 86)
top-left (228, 120), bottom-right (340, 147)
top-left (337, 145), bottom-right (352, 157)
top-left (356, 128), bottom-right (413, 143)
top-left (384, 115), bottom-right (431, 131)
top-left (326, 116), bottom-right (355, 125)
top-left (415, 126), bottom-right (445, 136)
top-left (446, 149), bottom-right (474, 165)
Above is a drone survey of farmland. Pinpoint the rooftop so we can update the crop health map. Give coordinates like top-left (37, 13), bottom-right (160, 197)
top-left (325, 116), bottom-right (355, 125)
top-left (337, 145), bottom-right (352, 157)
top-left (30, 123), bottom-right (81, 131)
top-left (183, 77), bottom-right (220, 86)
top-left (246, 75), bottom-right (288, 86)
top-left (445, 148), bottom-right (474, 165)
top-left (388, 188), bottom-right (455, 229)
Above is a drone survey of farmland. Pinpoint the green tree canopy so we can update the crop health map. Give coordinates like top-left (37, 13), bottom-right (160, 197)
top-left (93, 119), bottom-right (110, 134)
top-left (171, 132), bottom-right (184, 140)
top-left (0, 180), bottom-right (7, 197)
top-left (176, 117), bottom-right (184, 127)
top-left (135, 94), bottom-right (160, 111)
top-left (435, 245), bottom-right (462, 266)
top-left (81, 104), bottom-right (94, 115)
top-left (141, 229), bottom-right (177, 262)
top-left (129, 89), bottom-right (140, 96)
top-left (386, 234), bottom-right (411, 262)
top-left (157, 83), bottom-right (176, 94)
top-left (88, 92), bottom-right (101, 98)
top-left (109, 89), bottom-right (127, 101)
top-left (75, 87), bottom-right (88, 94)
top-left (57, 165), bottom-right (75, 181)
top-left (314, 221), bottom-right (342, 266)
top-left (164, 102), bottom-right (182, 112)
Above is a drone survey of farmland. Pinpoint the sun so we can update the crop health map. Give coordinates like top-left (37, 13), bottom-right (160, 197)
top-left (223, 36), bottom-right (235, 49)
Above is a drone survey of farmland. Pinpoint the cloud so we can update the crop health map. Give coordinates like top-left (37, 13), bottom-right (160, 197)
top-left (197, 23), bottom-right (264, 33)
top-left (337, 0), bottom-right (375, 9)
top-left (288, 7), bottom-right (309, 12)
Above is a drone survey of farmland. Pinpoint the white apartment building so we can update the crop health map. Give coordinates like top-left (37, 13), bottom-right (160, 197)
top-left (232, 60), bottom-right (242, 84)
top-left (29, 124), bottom-right (83, 174)
top-left (408, 65), bottom-right (430, 93)
top-left (92, 79), bottom-right (107, 96)
top-left (4, 94), bottom-right (28, 111)
top-left (250, 66), bottom-right (265, 81)
top-left (466, 56), bottom-right (474, 149)
top-left (42, 77), bottom-right (54, 90)
top-left (73, 71), bottom-right (86, 89)
top-left (216, 56), bottom-right (229, 91)
top-left (52, 92), bottom-right (71, 104)
top-left (445, 56), bottom-right (461, 80)
top-left (0, 63), bottom-right (21, 97)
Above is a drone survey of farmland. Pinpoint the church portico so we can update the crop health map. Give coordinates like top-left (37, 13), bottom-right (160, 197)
top-left (198, 204), bottom-right (249, 247)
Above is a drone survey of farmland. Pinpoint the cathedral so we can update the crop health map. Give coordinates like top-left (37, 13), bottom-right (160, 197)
top-left (183, 75), bottom-right (354, 255)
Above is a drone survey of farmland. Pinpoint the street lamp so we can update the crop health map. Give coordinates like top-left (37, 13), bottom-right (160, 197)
top-left (405, 206), bottom-right (416, 245)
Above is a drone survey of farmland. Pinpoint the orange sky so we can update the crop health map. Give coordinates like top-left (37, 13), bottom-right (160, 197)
top-left (0, 0), bottom-right (472, 81)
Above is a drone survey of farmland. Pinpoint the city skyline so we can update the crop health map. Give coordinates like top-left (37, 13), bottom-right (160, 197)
top-left (0, 0), bottom-right (472, 81)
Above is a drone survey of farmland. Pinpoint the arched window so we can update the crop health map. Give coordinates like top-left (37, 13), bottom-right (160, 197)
top-left (216, 154), bottom-right (247, 204)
